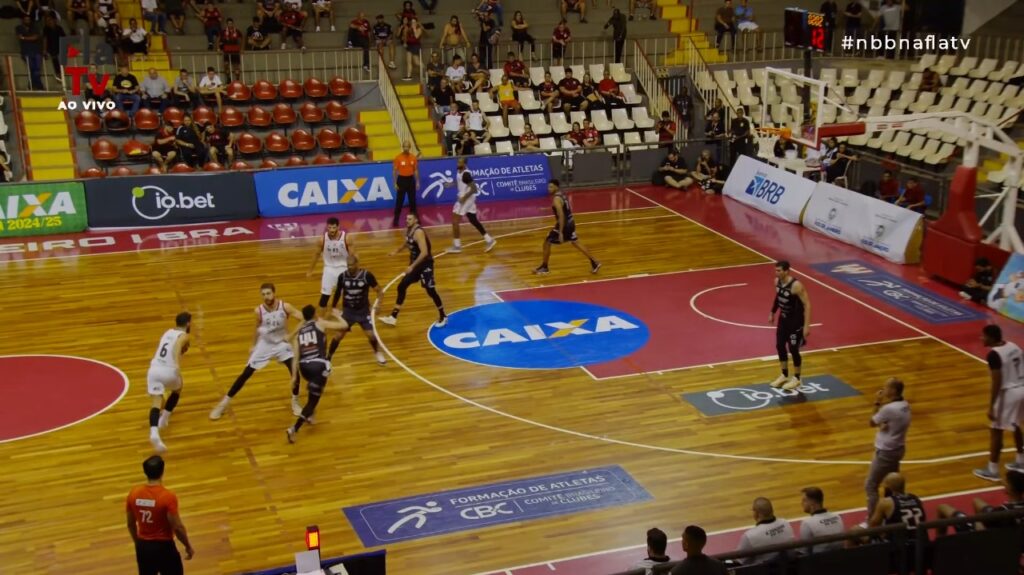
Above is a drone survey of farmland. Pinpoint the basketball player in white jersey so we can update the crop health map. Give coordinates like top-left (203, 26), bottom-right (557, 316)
top-left (449, 158), bottom-right (496, 253)
top-left (209, 283), bottom-right (305, 420)
top-left (974, 324), bottom-right (1024, 481)
top-left (147, 312), bottom-right (192, 453)
top-left (307, 216), bottom-right (353, 315)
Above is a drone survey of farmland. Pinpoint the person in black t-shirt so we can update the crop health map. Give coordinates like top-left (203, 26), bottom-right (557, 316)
top-left (937, 468), bottom-right (1024, 534)
top-left (246, 16), bottom-right (272, 49)
top-left (670, 525), bottom-right (728, 575)
top-left (959, 258), bottom-right (995, 304)
top-left (204, 123), bottom-right (234, 164)
top-left (17, 16), bottom-right (44, 90)
top-left (373, 14), bottom-right (396, 70)
top-left (632, 528), bottom-right (671, 574)
top-left (729, 105), bottom-right (753, 166)
top-left (112, 65), bottom-right (142, 115)
top-left (558, 68), bottom-right (586, 113)
top-left (328, 254), bottom-right (387, 365)
top-left (655, 149), bottom-right (694, 189)
top-left (174, 115), bottom-right (205, 166)
top-left (286, 304), bottom-right (349, 444)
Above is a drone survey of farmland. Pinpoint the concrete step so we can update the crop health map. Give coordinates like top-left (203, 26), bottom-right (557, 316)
top-left (364, 122), bottom-right (395, 136)
top-left (19, 96), bottom-right (63, 110)
top-left (29, 150), bottom-right (75, 169)
top-left (670, 19), bottom-right (698, 33)
top-left (26, 137), bottom-right (73, 153)
top-left (662, 5), bottom-right (689, 19)
top-left (31, 166), bottom-right (77, 181)
top-left (395, 83), bottom-right (422, 96)
top-left (359, 109), bottom-right (391, 124)
top-left (25, 123), bottom-right (70, 138)
top-left (400, 95), bottom-right (428, 109)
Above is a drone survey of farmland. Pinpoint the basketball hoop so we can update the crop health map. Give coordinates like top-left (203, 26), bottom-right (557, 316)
top-left (754, 126), bottom-right (791, 158)
top-left (756, 126), bottom-right (793, 140)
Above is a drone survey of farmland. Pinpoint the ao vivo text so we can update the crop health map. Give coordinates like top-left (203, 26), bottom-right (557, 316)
top-left (58, 67), bottom-right (115, 110)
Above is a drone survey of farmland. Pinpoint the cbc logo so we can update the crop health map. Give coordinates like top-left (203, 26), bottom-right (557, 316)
top-left (131, 185), bottom-right (217, 221)
top-left (459, 503), bottom-right (514, 520)
top-left (706, 382), bottom-right (830, 411)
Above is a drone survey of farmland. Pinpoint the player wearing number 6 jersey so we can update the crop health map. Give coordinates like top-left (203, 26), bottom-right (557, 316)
top-left (974, 324), bottom-right (1024, 481)
top-left (146, 312), bottom-right (192, 454)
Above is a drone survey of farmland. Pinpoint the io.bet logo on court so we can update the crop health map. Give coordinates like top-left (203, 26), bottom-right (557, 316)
top-left (131, 185), bottom-right (217, 221)
top-left (429, 300), bottom-right (650, 369)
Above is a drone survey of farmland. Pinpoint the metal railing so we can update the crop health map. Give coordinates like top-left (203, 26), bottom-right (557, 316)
top-left (167, 47), bottom-right (377, 86)
top-left (632, 40), bottom-right (671, 127)
top-left (377, 53), bottom-right (418, 156)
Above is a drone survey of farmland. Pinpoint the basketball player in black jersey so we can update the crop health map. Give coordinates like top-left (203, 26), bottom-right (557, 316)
top-left (286, 305), bottom-right (349, 443)
top-left (534, 179), bottom-right (600, 275)
top-left (328, 254), bottom-right (387, 365)
top-left (867, 472), bottom-right (925, 534)
top-left (768, 261), bottom-right (812, 391)
top-left (379, 213), bottom-right (448, 328)
top-left (936, 469), bottom-right (1024, 534)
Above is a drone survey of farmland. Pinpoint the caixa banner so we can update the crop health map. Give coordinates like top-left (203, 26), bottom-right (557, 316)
top-left (84, 173), bottom-right (259, 228)
top-left (253, 154), bottom-right (550, 217)
top-left (0, 181), bottom-right (89, 238)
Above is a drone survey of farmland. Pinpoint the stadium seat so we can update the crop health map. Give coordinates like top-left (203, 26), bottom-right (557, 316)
top-left (247, 106), bottom-right (272, 128)
top-left (949, 56), bottom-right (977, 76)
top-left (123, 139), bottom-right (152, 158)
top-left (272, 103), bottom-right (297, 128)
top-left (312, 154), bottom-right (333, 165)
top-left (285, 155), bottom-right (306, 166)
top-left (103, 110), bottom-right (131, 133)
top-left (339, 152), bottom-right (360, 163)
top-left (454, 92), bottom-right (472, 109)
top-left (80, 167), bottom-right (106, 178)
top-left (487, 115), bottom-right (510, 139)
top-left (602, 133), bottom-right (622, 151)
top-left (317, 128), bottom-right (343, 153)
top-left (291, 129), bottom-right (316, 152)
top-left (169, 163), bottom-right (195, 173)
top-left (329, 76), bottom-right (353, 97)
top-left (549, 66), bottom-right (565, 84)
top-left (91, 138), bottom-right (119, 162)
top-left (528, 67), bottom-right (545, 86)
top-left (192, 106), bottom-right (217, 127)
top-left (528, 113), bottom-right (552, 135)
top-left (632, 107), bottom-right (655, 129)
top-left (163, 106), bottom-right (185, 127)
top-left (508, 114), bottom-right (526, 137)
top-left (623, 131), bottom-right (644, 149)
top-left (265, 131), bottom-right (291, 153)
top-left (538, 137), bottom-right (556, 151)
top-left (609, 63), bottom-right (630, 83)
top-left (144, 166), bottom-right (162, 175)
top-left (260, 158), bottom-right (279, 169)
top-left (342, 127), bottom-right (367, 149)
top-left (477, 92), bottom-right (500, 114)
top-left (304, 77), bottom-right (328, 99)
top-left (474, 142), bottom-right (493, 155)
top-left (253, 80), bottom-right (278, 102)
top-left (325, 100), bottom-right (349, 122)
top-left (494, 140), bottom-right (514, 154)
top-left (611, 108), bottom-right (635, 131)
top-left (590, 110), bottom-right (614, 132)
top-left (75, 111), bottom-right (102, 135)
top-left (220, 106), bottom-right (245, 127)
top-left (911, 53), bottom-right (937, 72)
top-left (134, 108), bottom-right (160, 131)
top-left (300, 102), bottom-right (325, 124)
top-left (230, 160), bottom-right (251, 170)
top-left (111, 166), bottom-right (135, 177)
top-left (279, 78), bottom-right (303, 100)
top-left (549, 112), bottom-right (571, 134)
top-left (237, 132), bottom-right (263, 155)
top-left (226, 81), bottom-right (251, 102)
top-left (865, 69), bottom-right (886, 89)
top-left (203, 162), bottom-right (225, 171)
top-left (518, 90), bottom-right (542, 112)
top-left (990, 60), bottom-right (1021, 82)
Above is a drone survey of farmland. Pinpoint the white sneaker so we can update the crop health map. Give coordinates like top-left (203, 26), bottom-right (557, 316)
top-left (330, 25), bottom-right (336, 31)
top-left (378, 315), bottom-right (397, 326)
top-left (281, 42), bottom-right (287, 50)
top-left (315, 25), bottom-right (321, 31)
top-left (306, 414), bottom-right (316, 425)
top-left (286, 427), bottom-right (296, 443)
top-left (769, 374), bottom-right (788, 388)
top-left (485, 239), bottom-right (497, 252)
top-left (209, 398), bottom-right (229, 420)
top-left (781, 377), bottom-right (802, 391)
top-left (150, 435), bottom-right (167, 453)
top-left (448, 245), bottom-right (463, 253)
top-left (291, 397), bottom-right (303, 416)
top-left (958, 291), bottom-right (972, 300)
top-left (434, 317), bottom-right (448, 328)
top-left (375, 351), bottom-right (387, 365)
top-left (158, 411), bottom-right (171, 429)
top-left (388, 61), bottom-right (397, 69)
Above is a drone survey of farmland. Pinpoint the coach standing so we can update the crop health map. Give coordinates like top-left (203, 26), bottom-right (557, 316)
top-left (865, 377), bottom-right (911, 518)
top-left (392, 140), bottom-right (420, 227)
top-left (127, 455), bottom-right (194, 575)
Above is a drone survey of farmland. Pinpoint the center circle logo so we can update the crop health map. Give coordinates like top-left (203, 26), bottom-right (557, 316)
top-left (428, 300), bottom-right (650, 369)
top-left (132, 185), bottom-right (174, 220)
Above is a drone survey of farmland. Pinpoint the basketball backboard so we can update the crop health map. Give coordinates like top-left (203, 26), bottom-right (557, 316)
top-left (760, 67), bottom-right (833, 150)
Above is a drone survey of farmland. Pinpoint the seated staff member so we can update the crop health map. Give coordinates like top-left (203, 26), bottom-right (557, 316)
top-left (653, 149), bottom-right (693, 189)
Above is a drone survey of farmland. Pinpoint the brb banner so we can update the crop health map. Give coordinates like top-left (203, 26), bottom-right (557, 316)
top-left (802, 181), bottom-right (924, 264)
top-left (723, 155), bottom-right (815, 224)
top-left (253, 154), bottom-right (551, 217)
top-left (0, 181), bottom-right (89, 238)
top-left (84, 173), bottom-right (258, 228)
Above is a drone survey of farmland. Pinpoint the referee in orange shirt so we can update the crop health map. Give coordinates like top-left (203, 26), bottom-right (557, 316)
top-left (392, 140), bottom-right (420, 227)
top-left (126, 455), bottom-right (194, 575)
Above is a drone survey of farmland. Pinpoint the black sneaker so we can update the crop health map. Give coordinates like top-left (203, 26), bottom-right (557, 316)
top-left (590, 260), bottom-right (602, 274)
top-left (533, 265), bottom-right (550, 275)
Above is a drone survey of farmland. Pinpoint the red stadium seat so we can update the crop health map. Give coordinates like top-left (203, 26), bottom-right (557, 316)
top-left (291, 129), bottom-right (316, 152)
top-left (304, 77), bottom-right (328, 99)
top-left (329, 76), bottom-right (352, 97)
top-left (103, 109), bottom-right (131, 132)
top-left (285, 155), bottom-right (306, 166)
top-left (203, 162), bottom-right (225, 171)
top-left (247, 106), bottom-right (272, 128)
top-left (343, 127), bottom-right (368, 149)
top-left (111, 166), bottom-right (135, 177)
top-left (237, 132), bottom-right (263, 155)
top-left (230, 160), bottom-right (252, 170)
top-left (311, 154), bottom-right (333, 165)
top-left (279, 78), bottom-right (303, 100)
top-left (260, 158), bottom-right (279, 169)
top-left (300, 102), bottom-right (325, 124)
top-left (123, 139), bottom-right (152, 158)
top-left (80, 167), bottom-right (106, 178)
top-left (220, 106), bottom-right (245, 127)
top-left (226, 81), bottom-right (251, 102)
top-left (144, 166), bottom-right (162, 175)
top-left (272, 103), bottom-right (296, 128)
top-left (316, 128), bottom-right (343, 153)
top-left (163, 106), bottom-right (185, 127)
top-left (192, 106), bottom-right (217, 127)
top-left (339, 152), bottom-right (360, 163)
top-left (91, 138), bottom-right (120, 162)
top-left (325, 100), bottom-right (349, 123)
top-left (75, 111), bottom-right (102, 134)
top-left (253, 79), bottom-right (277, 102)
top-left (170, 162), bottom-right (195, 173)
top-left (265, 131), bottom-right (291, 154)
top-left (134, 108), bottom-right (160, 131)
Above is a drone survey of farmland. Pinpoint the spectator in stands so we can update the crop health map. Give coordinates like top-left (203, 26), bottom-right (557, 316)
top-left (798, 487), bottom-right (844, 553)
top-left (279, 4), bottom-right (306, 51)
top-left (442, 106), bottom-right (464, 152)
top-left (151, 123), bottom-right (177, 172)
top-left (280, 0), bottom-right (304, 19)
top-left (551, 19), bottom-right (571, 66)
top-left (824, 141), bottom-right (856, 184)
top-left (669, 527), bottom-right (727, 575)
top-left (510, 11), bottom-right (534, 54)
top-left (773, 138), bottom-right (795, 158)
top-left (919, 67), bottom-right (942, 92)
top-left (581, 73), bottom-right (603, 109)
top-left (445, 54), bottom-right (467, 93)
top-left (121, 18), bottom-right (149, 58)
top-left (714, 0), bottom-right (735, 50)
top-left (67, 0), bottom-right (92, 33)
top-left (220, 18), bottom-right (242, 75)
top-left (476, 10), bottom-right (498, 69)
top-left (16, 16), bottom-right (44, 90)
top-left (395, 1), bottom-right (416, 24)
top-left (94, 0), bottom-right (116, 33)
top-left (673, 86), bottom-right (693, 132)
top-left (695, 149), bottom-right (724, 194)
top-left (400, 17), bottom-right (424, 81)
top-left (656, 111), bottom-right (676, 148)
top-left (655, 149), bottom-right (692, 189)
top-left (431, 77), bottom-right (455, 115)
top-left (103, 18), bottom-right (123, 59)
top-left (112, 64), bottom-right (142, 114)
top-left (629, 0), bottom-right (655, 20)
top-left (197, 66), bottom-right (224, 110)
top-left (141, 0), bottom-right (167, 35)
top-left (492, 74), bottom-right (519, 122)
top-left (172, 68), bottom-right (200, 107)
top-left (564, 121), bottom-right (583, 147)
top-left (734, 0), bottom-right (757, 32)
top-left (256, 0), bottom-right (282, 37)
top-left (538, 71), bottom-right (559, 113)
top-left (581, 118), bottom-right (599, 148)
top-left (16, 0), bottom-right (37, 20)
top-left (936, 468), bottom-right (1024, 534)
top-left (374, 14), bottom-right (397, 70)
top-left (0, 151), bottom-right (13, 183)
top-left (959, 258), bottom-right (995, 304)
top-left (311, 0), bottom-right (334, 32)
top-left (476, 0), bottom-right (503, 27)
top-left (465, 100), bottom-right (490, 144)
top-left (41, 13), bottom-right (64, 81)
top-left (560, 0), bottom-right (586, 24)
top-left (425, 51), bottom-right (445, 91)
top-left (736, 497), bottom-right (795, 565)
top-left (247, 16), bottom-right (272, 50)
top-left (205, 122), bottom-right (234, 165)
top-left (164, 0), bottom-right (185, 34)
top-left (417, 0), bottom-right (436, 16)
top-left (84, 64), bottom-right (115, 104)
top-left (466, 52), bottom-right (491, 94)
top-left (603, 8), bottom-right (626, 63)
top-left (705, 97), bottom-right (724, 125)
top-left (865, 472), bottom-right (925, 536)
top-left (519, 123), bottom-right (539, 151)
top-left (895, 177), bottom-right (925, 213)
top-left (843, 0), bottom-right (862, 36)
top-left (865, 377), bottom-right (910, 517)
top-left (877, 0), bottom-right (900, 58)
top-left (141, 68), bottom-right (170, 111)
top-left (439, 16), bottom-right (471, 59)
top-left (174, 114), bottom-right (205, 166)
top-left (192, 0), bottom-right (221, 50)
top-left (633, 528), bottom-right (671, 574)
top-left (598, 70), bottom-right (625, 108)
top-left (455, 126), bottom-right (478, 155)
top-left (558, 67), bottom-right (585, 114)
top-left (877, 170), bottom-right (899, 202)
top-left (503, 51), bottom-right (529, 87)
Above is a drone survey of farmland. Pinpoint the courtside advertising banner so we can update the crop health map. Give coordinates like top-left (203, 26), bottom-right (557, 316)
top-left (803, 181), bottom-right (923, 264)
top-left (85, 173), bottom-right (258, 228)
top-left (254, 154), bottom-right (551, 217)
top-left (723, 155), bottom-right (815, 224)
top-left (0, 181), bottom-right (88, 238)
top-left (988, 253), bottom-right (1024, 322)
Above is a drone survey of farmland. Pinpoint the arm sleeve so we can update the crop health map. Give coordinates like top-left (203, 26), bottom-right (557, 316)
top-left (367, 271), bottom-right (378, 288)
top-left (165, 491), bottom-right (179, 516)
top-left (988, 350), bottom-right (1002, 370)
top-left (871, 404), bottom-right (886, 426)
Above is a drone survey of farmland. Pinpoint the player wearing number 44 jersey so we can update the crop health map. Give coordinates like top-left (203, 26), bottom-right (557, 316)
top-left (286, 305), bottom-right (348, 443)
top-left (307, 216), bottom-right (354, 315)
top-left (768, 260), bottom-right (812, 391)
top-left (974, 324), bottom-right (1024, 482)
top-left (146, 312), bottom-right (192, 454)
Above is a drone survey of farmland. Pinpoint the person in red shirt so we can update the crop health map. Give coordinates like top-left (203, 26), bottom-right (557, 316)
top-left (191, 0), bottom-right (221, 50)
top-left (597, 69), bottom-right (625, 108)
top-left (127, 455), bottom-right (193, 575)
top-left (564, 121), bottom-right (584, 147)
top-left (220, 17), bottom-right (242, 75)
top-left (551, 20), bottom-right (570, 66)
top-left (877, 171), bottom-right (899, 202)
top-left (560, 0), bottom-right (587, 24)
top-left (656, 110), bottom-right (676, 148)
top-left (279, 4), bottom-right (305, 50)
top-left (348, 11), bottom-right (371, 69)
top-left (502, 50), bottom-right (528, 87)
top-left (519, 123), bottom-right (540, 150)
top-left (538, 71), bottom-right (560, 113)
top-left (896, 176), bottom-right (926, 213)
top-left (581, 118), bottom-right (599, 149)
top-left (557, 67), bottom-right (585, 113)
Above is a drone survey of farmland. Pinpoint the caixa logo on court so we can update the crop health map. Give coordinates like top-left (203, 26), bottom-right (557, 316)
top-left (745, 172), bottom-right (786, 205)
top-left (131, 185), bottom-right (216, 221)
top-left (428, 300), bottom-right (650, 369)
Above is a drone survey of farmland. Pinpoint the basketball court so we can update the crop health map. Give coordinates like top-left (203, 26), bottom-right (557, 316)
top-left (0, 185), bottom-right (1018, 574)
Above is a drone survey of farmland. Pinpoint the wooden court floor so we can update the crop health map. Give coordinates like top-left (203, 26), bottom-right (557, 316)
top-left (0, 194), bottom-right (998, 575)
